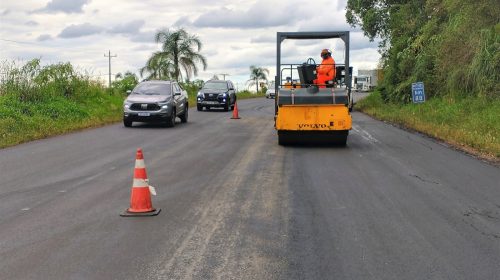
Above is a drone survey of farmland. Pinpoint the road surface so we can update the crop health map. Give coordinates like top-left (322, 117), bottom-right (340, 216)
top-left (1, 97), bottom-right (499, 279)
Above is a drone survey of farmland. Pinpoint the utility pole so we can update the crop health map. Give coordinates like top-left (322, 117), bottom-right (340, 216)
top-left (219, 73), bottom-right (229, 80)
top-left (104, 50), bottom-right (117, 88)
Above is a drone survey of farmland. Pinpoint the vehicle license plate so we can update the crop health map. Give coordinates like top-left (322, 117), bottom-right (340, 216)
top-left (138, 112), bottom-right (150, 116)
top-left (206, 101), bottom-right (218, 105)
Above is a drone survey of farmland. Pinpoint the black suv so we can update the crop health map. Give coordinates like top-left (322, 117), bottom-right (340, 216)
top-left (197, 80), bottom-right (236, 111)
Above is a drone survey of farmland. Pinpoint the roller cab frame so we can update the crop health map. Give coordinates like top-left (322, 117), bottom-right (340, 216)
top-left (274, 31), bottom-right (353, 146)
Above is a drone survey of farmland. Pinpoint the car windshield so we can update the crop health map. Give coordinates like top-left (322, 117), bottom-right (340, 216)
top-left (133, 83), bottom-right (171, 95)
top-left (203, 82), bottom-right (228, 90)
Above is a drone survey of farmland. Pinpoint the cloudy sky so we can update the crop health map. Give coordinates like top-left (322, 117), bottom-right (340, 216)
top-left (0, 0), bottom-right (380, 88)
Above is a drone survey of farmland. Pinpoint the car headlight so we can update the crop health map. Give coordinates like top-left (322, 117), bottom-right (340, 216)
top-left (123, 102), bottom-right (131, 109)
top-left (158, 102), bottom-right (168, 109)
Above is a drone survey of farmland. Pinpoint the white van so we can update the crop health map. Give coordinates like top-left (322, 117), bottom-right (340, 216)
top-left (266, 81), bottom-right (276, 99)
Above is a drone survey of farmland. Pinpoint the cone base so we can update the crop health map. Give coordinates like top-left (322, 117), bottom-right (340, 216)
top-left (120, 208), bottom-right (161, 217)
top-left (231, 116), bottom-right (241, 119)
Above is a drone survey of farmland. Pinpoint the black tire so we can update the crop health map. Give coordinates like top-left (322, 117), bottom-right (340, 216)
top-left (206, 106), bottom-right (210, 111)
top-left (278, 135), bottom-right (287, 146)
top-left (197, 104), bottom-right (202, 111)
top-left (277, 132), bottom-right (289, 146)
top-left (180, 104), bottom-right (188, 123)
top-left (123, 119), bottom-right (132, 127)
top-left (165, 110), bottom-right (176, 127)
top-left (224, 102), bottom-right (229, 112)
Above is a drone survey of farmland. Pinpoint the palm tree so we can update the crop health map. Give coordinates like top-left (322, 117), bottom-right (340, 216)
top-left (142, 28), bottom-right (207, 81)
top-left (139, 51), bottom-right (174, 80)
top-left (115, 71), bottom-right (138, 81)
top-left (247, 65), bottom-right (269, 93)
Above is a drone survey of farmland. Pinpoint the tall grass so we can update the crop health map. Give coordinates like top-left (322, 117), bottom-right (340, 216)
top-left (357, 91), bottom-right (500, 159)
top-left (0, 59), bottom-right (124, 148)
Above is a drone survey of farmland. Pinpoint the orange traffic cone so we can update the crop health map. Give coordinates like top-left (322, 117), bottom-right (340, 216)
top-left (231, 101), bottom-right (241, 119)
top-left (121, 148), bottom-right (161, 216)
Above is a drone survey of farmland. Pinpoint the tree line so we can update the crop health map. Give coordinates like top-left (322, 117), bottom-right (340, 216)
top-left (346, 0), bottom-right (499, 102)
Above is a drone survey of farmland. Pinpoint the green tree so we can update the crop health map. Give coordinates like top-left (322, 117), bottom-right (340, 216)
top-left (113, 71), bottom-right (138, 93)
top-left (346, 0), bottom-right (499, 101)
top-left (142, 28), bottom-right (207, 82)
top-left (139, 52), bottom-right (174, 80)
top-left (247, 65), bottom-right (269, 93)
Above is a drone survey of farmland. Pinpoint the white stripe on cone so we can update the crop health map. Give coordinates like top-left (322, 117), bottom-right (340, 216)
top-left (132, 178), bottom-right (148, 187)
top-left (135, 159), bottom-right (145, 168)
top-left (132, 179), bottom-right (157, 196)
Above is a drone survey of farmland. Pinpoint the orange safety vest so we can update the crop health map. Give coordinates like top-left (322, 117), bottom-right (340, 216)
top-left (316, 57), bottom-right (336, 87)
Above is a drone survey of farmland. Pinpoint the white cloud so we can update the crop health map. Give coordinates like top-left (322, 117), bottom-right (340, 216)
top-left (129, 31), bottom-right (156, 43)
top-left (37, 34), bottom-right (52, 41)
top-left (25, 20), bottom-right (38, 26)
top-left (191, 0), bottom-right (311, 29)
top-left (108, 20), bottom-right (145, 35)
top-left (58, 23), bottom-right (103, 38)
top-left (34, 0), bottom-right (91, 14)
top-left (350, 32), bottom-right (380, 50)
top-left (0, 0), bottom-right (381, 85)
top-left (250, 35), bottom-right (275, 44)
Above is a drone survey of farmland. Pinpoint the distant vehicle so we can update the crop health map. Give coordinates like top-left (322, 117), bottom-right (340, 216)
top-left (197, 80), bottom-right (236, 111)
top-left (355, 69), bottom-right (379, 91)
top-left (123, 80), bottom-right (188, 127)
top-left (355, 75), bottom-right (371, 91)
top-left (266, 81), bottom-right (276, 98)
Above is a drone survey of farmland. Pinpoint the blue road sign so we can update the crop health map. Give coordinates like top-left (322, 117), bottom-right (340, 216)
top-left (412, 82), bottom-right (425, 103)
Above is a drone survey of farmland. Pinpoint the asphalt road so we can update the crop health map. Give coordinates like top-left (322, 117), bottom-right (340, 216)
top-left (1, 96), bottom-right (499, 280)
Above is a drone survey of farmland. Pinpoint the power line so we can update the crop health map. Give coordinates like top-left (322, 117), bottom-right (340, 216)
top-left (0, 38), bottom-right (43, 46)
top-left (104, 50), bottom-right (117, 88)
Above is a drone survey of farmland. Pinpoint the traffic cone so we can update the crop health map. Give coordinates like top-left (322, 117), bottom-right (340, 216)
top-left (121, 148), bottom-right (161, 216)
top-left (231, 101), bottom-right (241, 119)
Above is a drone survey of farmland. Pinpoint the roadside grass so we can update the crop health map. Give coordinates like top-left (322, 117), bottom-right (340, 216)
top-left (0, 93), bottom-right (123, 148)
top-left (357, 91), bottom-right (500, 160)
top-left (1, 89), bottom-right (265, 149)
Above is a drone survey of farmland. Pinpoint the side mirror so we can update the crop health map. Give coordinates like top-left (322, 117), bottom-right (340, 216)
top-left (126, 90), bottom-right (132, 95)
top-left (229, 87), bottom-right (234, 91)
top-left (174, 92), bottom-right (181, 96)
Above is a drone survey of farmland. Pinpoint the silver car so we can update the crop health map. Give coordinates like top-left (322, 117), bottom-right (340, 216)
top-left (123, 80), bottom-right (188, 127)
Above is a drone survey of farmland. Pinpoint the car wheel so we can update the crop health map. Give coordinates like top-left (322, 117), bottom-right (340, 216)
top-left (180, 104), bottom-right (188, 123)
top-left (123, 119), bottom-right (132, 127)
top-left (205, 106), bottom-right (210, 111)
top-left (224, 102), bottom-right (229, 112)
top-left (165, 109), bottom-right (176, 127)
top-left (197, 104), bottom-right (202, 111)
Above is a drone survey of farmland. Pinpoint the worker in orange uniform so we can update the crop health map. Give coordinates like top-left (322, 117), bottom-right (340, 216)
top-left (314, 49), bottom-right (336, 88)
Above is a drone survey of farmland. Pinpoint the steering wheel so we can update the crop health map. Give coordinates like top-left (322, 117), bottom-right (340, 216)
top-left (306, 58), bottom-right (316, 65)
